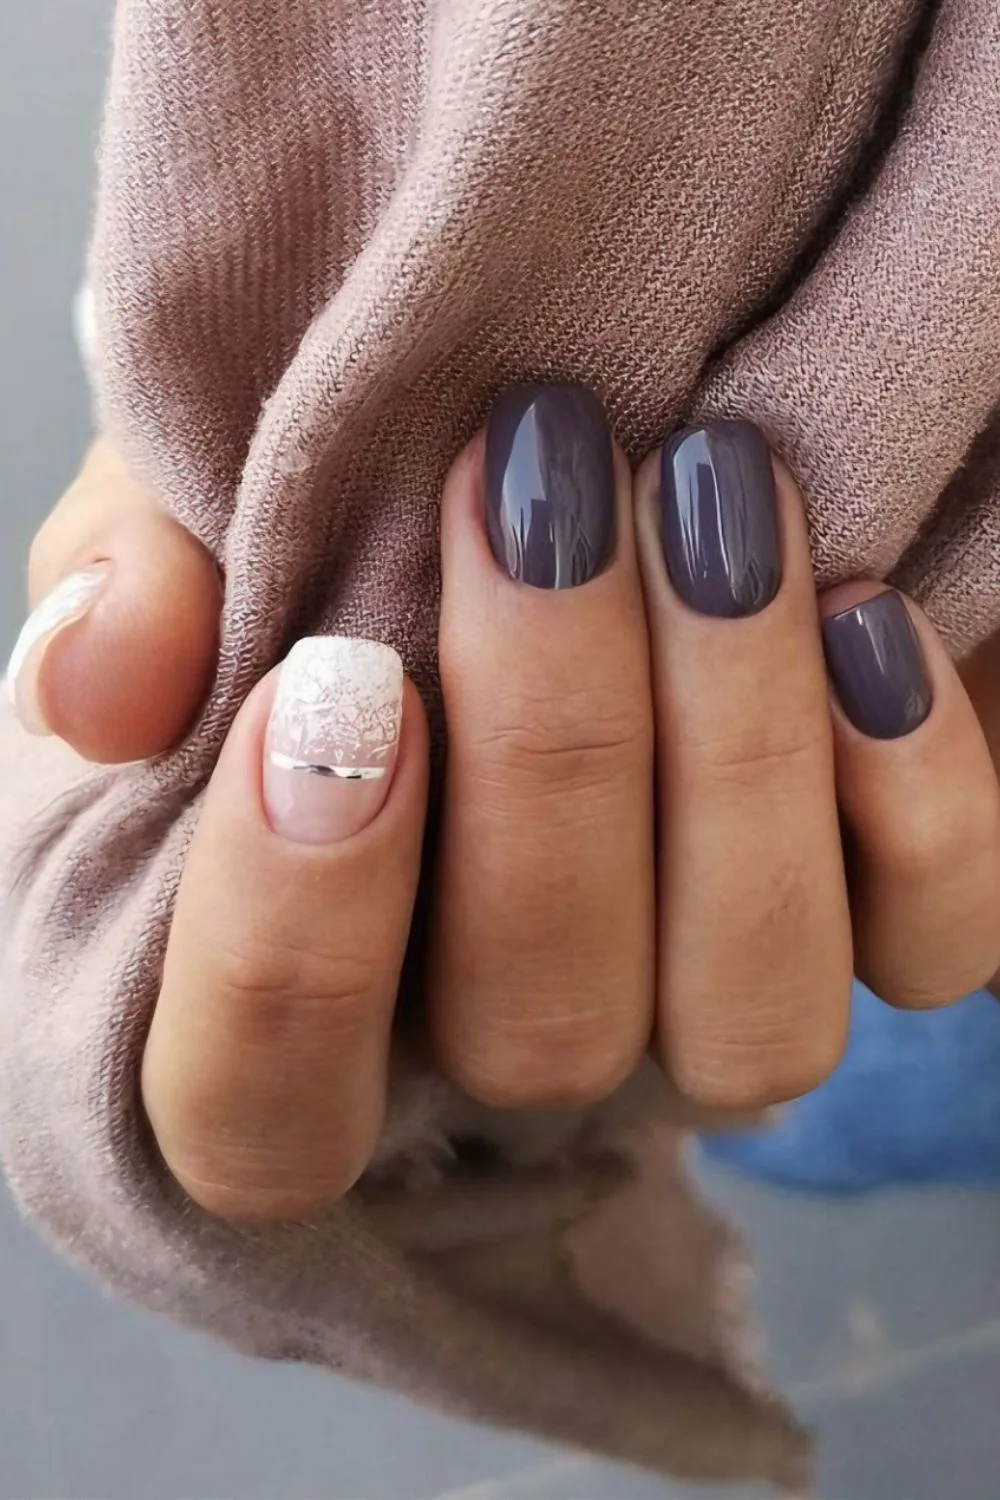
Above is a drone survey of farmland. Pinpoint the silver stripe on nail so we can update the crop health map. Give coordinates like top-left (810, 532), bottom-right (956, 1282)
top-left (269, 751), bottom-right (388, 781)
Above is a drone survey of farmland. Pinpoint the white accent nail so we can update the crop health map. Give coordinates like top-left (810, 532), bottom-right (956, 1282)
top-left (264, 637), bottom-right (404, 844)
top-left (6, 565), bottom-right (112, 734)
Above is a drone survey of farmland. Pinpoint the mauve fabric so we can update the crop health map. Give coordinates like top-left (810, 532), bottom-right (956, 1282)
top-left (1, 0), bottom-right (999, 1487)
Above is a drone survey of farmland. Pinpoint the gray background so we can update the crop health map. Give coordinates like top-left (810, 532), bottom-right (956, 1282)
top-left (3, 4), bottom-right (1000, 1498)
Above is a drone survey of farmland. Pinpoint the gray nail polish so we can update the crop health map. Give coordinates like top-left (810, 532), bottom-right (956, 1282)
top-left (659, 420), bottom-right (781, 618)
top-left (485, 385), bottom-right (615, 589)
top-left (822, 591), bottom-right (932, 740)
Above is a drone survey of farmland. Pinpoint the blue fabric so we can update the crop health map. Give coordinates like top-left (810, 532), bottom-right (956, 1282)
top-left (702, 983), bottom-right (1000, 1192)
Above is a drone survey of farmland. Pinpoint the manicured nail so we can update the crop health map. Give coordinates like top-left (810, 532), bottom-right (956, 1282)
top-left (6, 564), bottom-right (112, 735)
top-left (264, 637), bottom-right (403, 844)
top-left (660, 420), bottom-right (781, 618)
top-left (822, 591), bottom-right (932, 740)
top-left (485, 384), bottom-right (616, 589)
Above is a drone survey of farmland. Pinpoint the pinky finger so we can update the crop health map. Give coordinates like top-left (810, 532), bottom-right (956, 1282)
top-left (821, 583), bottom-right (1000, 1009)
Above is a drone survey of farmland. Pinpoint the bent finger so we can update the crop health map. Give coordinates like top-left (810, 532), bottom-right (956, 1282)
top-left (636, 422), bottom-right (853, 1109)
top-left (821, 584), bottom-right (1000, 1008)
top-left (142, 636), bottom-right (429, 1222)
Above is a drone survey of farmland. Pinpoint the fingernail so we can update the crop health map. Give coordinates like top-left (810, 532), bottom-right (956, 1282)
top-left (485, 384), bottom-right (616, 588)
top-left (660, 420), bottom-right (781, 618)
top-left (6, 564), bottom-right (112, 735)
top-left (264, 636), bottom-right (404, 844)
top-left (822, 591), bottom-right (932, 740)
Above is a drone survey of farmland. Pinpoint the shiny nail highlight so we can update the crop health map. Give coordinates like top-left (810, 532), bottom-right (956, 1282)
top-left (485, 384), bottom-right (616, 589)
top-left (822, 591), bottom-right (932, 740)
top-left (660, 420), bottom-right (781, 618)
top-left (6, 564), bottom-right (112, 735)
top-left (264, 637), bottom-right (403, 844)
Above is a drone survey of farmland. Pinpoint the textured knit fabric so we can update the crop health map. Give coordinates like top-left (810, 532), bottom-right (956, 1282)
top-left (1, 0), bottom-right (1000, 1489)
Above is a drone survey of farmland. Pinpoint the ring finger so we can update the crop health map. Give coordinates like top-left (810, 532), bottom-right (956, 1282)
top-left (635, 421), bottom-right (853, 1109)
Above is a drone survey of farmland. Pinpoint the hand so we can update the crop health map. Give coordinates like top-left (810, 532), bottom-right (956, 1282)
top-left (10, 393), bottom-right (1000, 1223)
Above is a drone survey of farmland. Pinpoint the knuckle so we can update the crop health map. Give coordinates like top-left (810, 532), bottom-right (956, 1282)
top-left (878, 790), bottom-right (999, 882)
top-left (469, 686), bottom-right (651, 794)
top-left (445, 1009), bottom-right (641, 1111)
top-left (878, 979), bottom-right (962, 1012)
top-left (880, 815), bottom-right (950, 881)
top-left (671, 1038), bottom-right (840, 1112)
top-left (168, 1146), bottom-right (365, 1224)
top-left (873, 942), bottom-right (1000, 1014)
top-left (678, 717), bottom-right (825, 796)
top-left (665, 984), bottom-right (848, 1111)
top-left (457, 1054), bottom-right (629, 1111)
top-left (209, 929), bottom-right (376, 1048)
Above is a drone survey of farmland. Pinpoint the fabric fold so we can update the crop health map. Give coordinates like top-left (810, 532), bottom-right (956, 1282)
top-left (700, 0), bottom-right (1000, 608)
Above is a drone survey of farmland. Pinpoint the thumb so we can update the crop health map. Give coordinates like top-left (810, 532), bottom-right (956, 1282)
top-left (7, 440), bottom-right (221, 764)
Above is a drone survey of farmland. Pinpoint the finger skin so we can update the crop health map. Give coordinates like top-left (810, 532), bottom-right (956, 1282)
top-left (636, 443), bottom-right (852, 1109)
top-left (431, 433), bottom-right (656, 1110)
top-left (823, 582), bottom-right (1000, 1009)
top-left (960, 634), bottom-right (1000, 999)
top-left (142, 674), bottom-right (429, 1223)
top-left (22, 439), bottom-right (221, 762)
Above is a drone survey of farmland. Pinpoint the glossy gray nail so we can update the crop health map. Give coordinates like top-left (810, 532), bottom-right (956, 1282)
top-left (660, 419), bottom-right (781, 618)
top-left (485, 384), bottom-right (615, 589)
top-left (822, 591), bottom-right (932, 740)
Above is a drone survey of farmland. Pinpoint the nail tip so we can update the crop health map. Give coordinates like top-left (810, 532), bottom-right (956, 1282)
top-left (663, 416), bottom-right (768, 454)
top-left (6, 565), bottom-right (112, 736)
top-left (283, 634), bottom-right (404, 691)
top-left (273, 634), bottom-right (405, 733)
